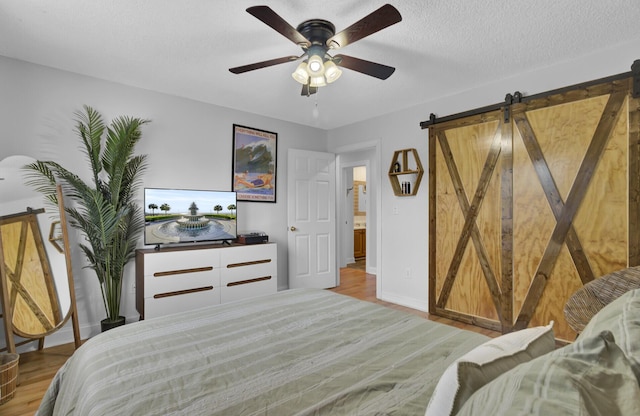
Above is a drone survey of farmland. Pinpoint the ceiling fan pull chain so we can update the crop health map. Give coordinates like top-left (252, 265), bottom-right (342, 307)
top-left (313, 92), bottom-right (320, 119)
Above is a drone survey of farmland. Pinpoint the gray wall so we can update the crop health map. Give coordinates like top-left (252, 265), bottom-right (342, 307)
top-left (0, 56), bottom-right (327, 347)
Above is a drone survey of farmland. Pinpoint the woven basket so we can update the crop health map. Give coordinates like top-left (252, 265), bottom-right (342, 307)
top-left (0, 353), bottom-right (19, 405)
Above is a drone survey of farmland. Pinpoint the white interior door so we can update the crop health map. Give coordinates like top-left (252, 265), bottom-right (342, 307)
top-left (287, 149), bottom-right (336, 289)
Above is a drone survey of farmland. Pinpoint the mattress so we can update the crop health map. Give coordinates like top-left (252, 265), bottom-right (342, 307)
top-left (37, 288), bottom-right (489, 415)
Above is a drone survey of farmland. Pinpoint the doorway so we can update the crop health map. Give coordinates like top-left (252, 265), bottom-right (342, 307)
top-left (350, 165), bottom-right (367, 270)
top-left (335, 141), bottom-right (380, 294)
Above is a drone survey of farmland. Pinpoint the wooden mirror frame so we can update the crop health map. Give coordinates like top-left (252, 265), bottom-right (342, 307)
top-left (0, 185), bottom-right (81, 353)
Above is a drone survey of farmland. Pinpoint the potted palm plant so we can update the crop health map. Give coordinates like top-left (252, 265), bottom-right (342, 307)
top-left (24, 105), bottom-right (149, 331)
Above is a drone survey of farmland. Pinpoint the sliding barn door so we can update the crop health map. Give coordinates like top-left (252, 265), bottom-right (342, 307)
top-left (430, 77), bottom-right (640, 341)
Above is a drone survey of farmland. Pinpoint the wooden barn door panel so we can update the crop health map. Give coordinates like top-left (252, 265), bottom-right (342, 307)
top-left (573, 96), bottom-right (629, 277)
top-left (512, 84), bottom-right (630, 341)
top-left (429, 76), bottom-right (638, 342)
top-left (431, 112), bottom-right (503, 329)
top-left (511, 120), bottom-right (558, 320)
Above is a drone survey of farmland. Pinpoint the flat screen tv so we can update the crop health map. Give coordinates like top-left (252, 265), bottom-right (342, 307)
top-left (143, 187), bottom-right (237, 247)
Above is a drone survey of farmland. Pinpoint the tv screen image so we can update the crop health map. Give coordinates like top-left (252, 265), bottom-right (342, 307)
top-left (143, 188), bottom-right (237, 246)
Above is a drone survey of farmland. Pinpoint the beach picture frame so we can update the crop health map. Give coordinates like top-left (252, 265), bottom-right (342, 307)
top-left (232, 124), bottom-right (277, 202)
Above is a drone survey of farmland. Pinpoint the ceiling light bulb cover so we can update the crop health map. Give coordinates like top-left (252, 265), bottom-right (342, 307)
top-left (309, 75), bottom-right (326, 87)
top-left (324, 61), bottom-right (342, 83)
top-left (307, 55), bottom-right (325, 75)
top-left (292, 62), bottom-right (309, 84)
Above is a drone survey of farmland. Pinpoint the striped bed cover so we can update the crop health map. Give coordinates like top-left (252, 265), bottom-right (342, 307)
top-left (37, 289), bottom-right (489, 415)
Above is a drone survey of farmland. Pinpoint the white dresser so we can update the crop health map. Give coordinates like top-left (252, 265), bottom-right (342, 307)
top-left (135, 243), bottom-right (277, 319)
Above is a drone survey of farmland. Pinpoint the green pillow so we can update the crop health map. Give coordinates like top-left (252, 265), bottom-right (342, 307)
top-left (457, 331), bottom-right (640, 416)
top-left (578, 288), bottom-right (640, 379)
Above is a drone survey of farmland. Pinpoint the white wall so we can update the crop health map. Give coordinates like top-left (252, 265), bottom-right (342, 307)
top-left (0, 56), bottom-right (327, 348)
top-left (327, 40), bottom-right (639, 312)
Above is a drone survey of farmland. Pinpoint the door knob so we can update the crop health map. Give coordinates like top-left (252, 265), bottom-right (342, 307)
top-left (290, 226), bottom-right (297, 231)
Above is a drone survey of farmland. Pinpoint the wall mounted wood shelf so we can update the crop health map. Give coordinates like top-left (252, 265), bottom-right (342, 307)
top-left (388, 148), bottom-right (423, 196)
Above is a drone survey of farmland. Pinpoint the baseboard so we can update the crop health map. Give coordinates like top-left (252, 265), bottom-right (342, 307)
top-left (377, 291), bottom-right (428, 313)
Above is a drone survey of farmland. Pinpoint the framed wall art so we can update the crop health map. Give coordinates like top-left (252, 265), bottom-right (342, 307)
top-left (232, 124), bottom-right (277, 202)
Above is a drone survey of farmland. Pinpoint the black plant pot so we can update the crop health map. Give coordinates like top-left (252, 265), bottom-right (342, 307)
top-left (101, 316), bottom-right (126, 332)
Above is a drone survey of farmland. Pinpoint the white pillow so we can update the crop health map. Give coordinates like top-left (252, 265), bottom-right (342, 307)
top-left (425, 321), bottom-right (555, 416)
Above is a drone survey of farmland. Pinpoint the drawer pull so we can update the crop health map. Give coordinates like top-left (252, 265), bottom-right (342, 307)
top-left (226, 259), bottom-right (271, 268)
top-left (153, 266), bottom-right (214, 277)
top-left (153, 286), bottom-right (214, 299)
top-left (226, 276), bottom-right (272, 287)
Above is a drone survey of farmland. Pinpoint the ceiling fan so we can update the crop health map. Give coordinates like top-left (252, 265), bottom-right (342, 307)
top-left (229, 4), bottom-right (402, 96)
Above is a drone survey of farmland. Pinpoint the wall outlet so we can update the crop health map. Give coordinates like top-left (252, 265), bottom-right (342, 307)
top-left (404, 267), bottom-right (411, 279)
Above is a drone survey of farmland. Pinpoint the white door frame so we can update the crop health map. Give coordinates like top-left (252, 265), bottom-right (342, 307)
top-left (334, 140), bottom-right (381, 294)
top-left (341, 160), bottom-right (370, 267)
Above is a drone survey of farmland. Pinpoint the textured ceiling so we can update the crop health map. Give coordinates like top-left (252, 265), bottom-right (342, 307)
top-left (1, 0), bottom-right (639, 130)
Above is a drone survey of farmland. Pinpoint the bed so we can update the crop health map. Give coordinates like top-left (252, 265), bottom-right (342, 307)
top-left (36, 289), bottom-right (489, 415)
top-left (36, 288), bottom-right (640, 415)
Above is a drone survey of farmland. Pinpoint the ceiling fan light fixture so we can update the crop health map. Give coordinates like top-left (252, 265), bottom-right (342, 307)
top-left (307, 54), bottom-right (325, 75)
top-left (292, 62), bottom-right (309, 84)
top-left (324, 60), bottom-right (342, 83)
top-left (309, 75), bottom-right (326, 88)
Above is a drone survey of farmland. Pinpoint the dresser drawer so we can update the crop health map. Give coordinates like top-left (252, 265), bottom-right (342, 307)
top-left (143, 249), bottom-right (220, 275)
top-left (222, 277), bottom-right (275, 303)
top-left (144, 267), bottom-right (220, 297)
top-left (145, 288), bottom-right (221, 319)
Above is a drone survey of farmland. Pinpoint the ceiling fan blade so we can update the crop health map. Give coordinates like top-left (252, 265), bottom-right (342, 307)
top-left (246, 6), bottom-right (311, 48)
top-left (334, 54), bottom-right (395, 80)
top-left (326, 4), bottom-right (401, 49)
top-left (301, 84), bottom-right (318, 96)
top-left (229, 56), bottom-right (299, 74)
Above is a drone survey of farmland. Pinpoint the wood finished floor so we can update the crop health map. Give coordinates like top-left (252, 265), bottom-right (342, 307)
top-left (2, 266), bottom-right (499, 415)
top-left (333, 264), bottom-right (501, 338)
